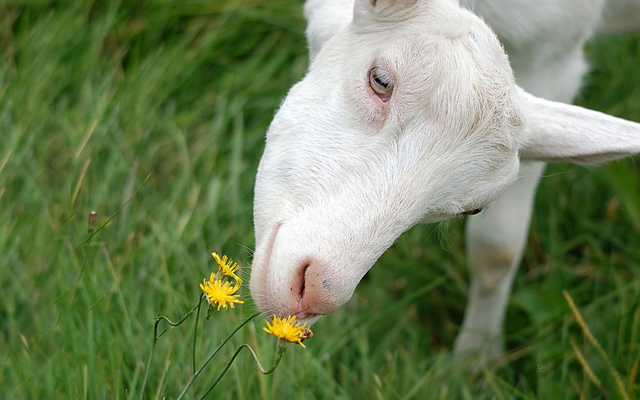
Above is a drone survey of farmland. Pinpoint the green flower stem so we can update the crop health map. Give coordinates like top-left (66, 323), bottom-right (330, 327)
top-left (76, 174), bottom-right (151, 250)
top-left (192, 294), bottom-right (204, 373)
top-left (200, 340), bottom-right (287, 399)
top-left (139, 295), bottom-right (204, 400)
top-left (54, 213), bottom-right (96, 305)
top-left (139, 332), bottom-right (158, 400)
top-left (176, 311), bottom-right (261, 400)
top-left (76, 226), bottom-right (94, 281)
top-left (156, 295), bottom-right (204, 339)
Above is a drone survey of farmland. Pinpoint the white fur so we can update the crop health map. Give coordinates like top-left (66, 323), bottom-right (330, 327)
top-left (250, 0), bottom-right (640, 357)
top-left (599, 0), bottom-right (640, 34)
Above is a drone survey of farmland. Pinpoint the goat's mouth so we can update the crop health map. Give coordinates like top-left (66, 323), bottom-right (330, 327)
top-left (293, 312), bottom-right (323, 326)
top-left (294, 311), bottom-right (322, 319)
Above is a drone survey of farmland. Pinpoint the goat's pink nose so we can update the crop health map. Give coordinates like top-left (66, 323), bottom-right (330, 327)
top-left (295, 259), bottom-right (339, 317)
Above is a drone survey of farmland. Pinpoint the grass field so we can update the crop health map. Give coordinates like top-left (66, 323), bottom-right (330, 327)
top-left (1, 1), bottom-right (639, 399)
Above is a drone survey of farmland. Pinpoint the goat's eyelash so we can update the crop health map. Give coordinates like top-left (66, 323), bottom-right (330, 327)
top-left (374, 75), bottom-right (390, 88)
top-left (372, 65), bottom-right (393, 85)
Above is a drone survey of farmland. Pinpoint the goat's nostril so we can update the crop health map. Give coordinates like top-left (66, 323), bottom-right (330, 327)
top-left (297, 262), bottom-right (310, 301)
top-left (293, 259), bottom-right (334, 317)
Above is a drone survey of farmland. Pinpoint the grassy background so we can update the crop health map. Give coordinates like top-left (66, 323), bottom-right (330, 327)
top-left (0, 1), bottom-right (638, 399)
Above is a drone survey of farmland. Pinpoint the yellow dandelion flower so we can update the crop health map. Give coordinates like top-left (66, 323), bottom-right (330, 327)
top-left (263, 316), bottom-right (311, 348)
top-left (212, 252), bottom-right (243, 284)
top-left (200, 273), bottom-right (244, 310)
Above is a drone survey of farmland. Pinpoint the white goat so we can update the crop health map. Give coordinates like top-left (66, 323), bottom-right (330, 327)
top-left (250, 0), bottom-right (640, 360)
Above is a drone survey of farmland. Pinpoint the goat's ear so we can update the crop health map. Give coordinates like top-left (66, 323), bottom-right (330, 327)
top-left (518, 89), bottom-right (640, 164)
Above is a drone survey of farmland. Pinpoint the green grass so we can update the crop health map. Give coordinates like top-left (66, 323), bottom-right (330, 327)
top-left (1, 1), bottom-right (639, 399)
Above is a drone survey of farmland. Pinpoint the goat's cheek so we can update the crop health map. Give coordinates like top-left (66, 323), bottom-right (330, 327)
top-left (345, 86), bottom-right (389, 129)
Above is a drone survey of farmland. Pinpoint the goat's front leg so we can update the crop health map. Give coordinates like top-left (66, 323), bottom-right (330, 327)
top-left (454, 162), bottom-right (545, 360)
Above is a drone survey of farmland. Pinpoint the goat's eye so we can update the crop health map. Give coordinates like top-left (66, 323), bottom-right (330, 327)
top-left (369, 65), bottom-right (394, 100)
top-left (463, 208), bottom-right (483, 215)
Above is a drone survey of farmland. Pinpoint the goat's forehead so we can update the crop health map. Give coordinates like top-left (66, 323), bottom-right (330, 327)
top-left (312, 17), bottom-right (503, 80)
top-left (309, 33), bottom-right (478, 85)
